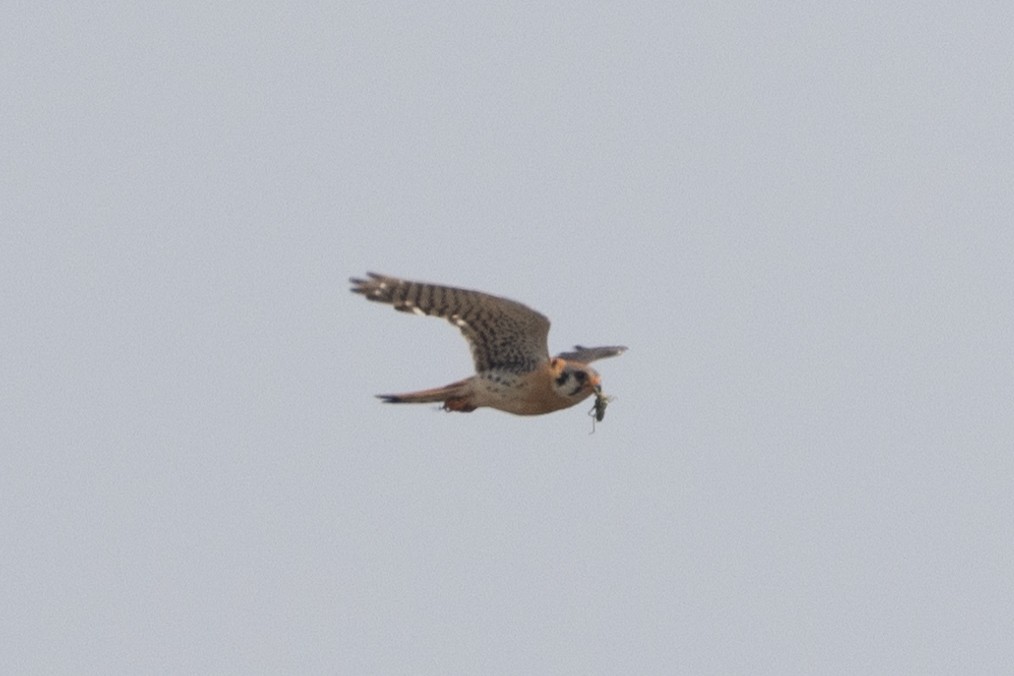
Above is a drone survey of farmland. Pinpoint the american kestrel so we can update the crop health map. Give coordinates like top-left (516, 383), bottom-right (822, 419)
top-left (350, 273), bottom-right (626, 417)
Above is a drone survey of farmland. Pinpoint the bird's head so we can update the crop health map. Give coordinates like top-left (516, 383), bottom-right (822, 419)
top-left (549, 358), bottom-right (602, 403)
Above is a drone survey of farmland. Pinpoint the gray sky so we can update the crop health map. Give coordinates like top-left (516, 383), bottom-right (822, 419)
top-left (4, 2), bottom-right (1013, 674)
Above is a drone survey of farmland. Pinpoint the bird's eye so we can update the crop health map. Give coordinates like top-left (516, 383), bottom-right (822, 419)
top-left (574, 371), bottom-right (587, 383)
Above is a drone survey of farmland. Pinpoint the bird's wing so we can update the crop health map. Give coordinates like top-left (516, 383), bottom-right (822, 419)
top-left (351, 272), bottom-right (551, 373)
top-left (553, 345), bottom-right (628, 364)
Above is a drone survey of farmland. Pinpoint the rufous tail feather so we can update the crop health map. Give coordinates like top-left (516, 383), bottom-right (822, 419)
top-left (376, 378), bottom-right (472, 411)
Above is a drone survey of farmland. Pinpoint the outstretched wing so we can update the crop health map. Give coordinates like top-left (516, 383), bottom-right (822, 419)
top-left (553, 345), bottom-right (628, 364)
top-left (350, 272), bottom-right (551, 373)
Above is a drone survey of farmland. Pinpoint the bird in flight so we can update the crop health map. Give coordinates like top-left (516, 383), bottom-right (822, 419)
top-left (350, 273), bottom-right (626, 417)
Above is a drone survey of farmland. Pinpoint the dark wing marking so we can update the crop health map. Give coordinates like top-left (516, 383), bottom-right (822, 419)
top-left (553, 345), bottom-right (628, 364)
top-left (351, 272), bottom-right (551, 373)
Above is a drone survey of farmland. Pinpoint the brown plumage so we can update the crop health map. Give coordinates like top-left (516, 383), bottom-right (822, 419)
top-left (350, 273), bottom-right (626, 416)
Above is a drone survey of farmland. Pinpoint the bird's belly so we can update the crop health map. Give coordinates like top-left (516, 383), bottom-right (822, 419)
top-left (473, 372), bottom-right (578, 416)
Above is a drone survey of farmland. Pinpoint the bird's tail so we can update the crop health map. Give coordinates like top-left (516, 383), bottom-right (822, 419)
top-left (376, 378), bottom-right (475, 412)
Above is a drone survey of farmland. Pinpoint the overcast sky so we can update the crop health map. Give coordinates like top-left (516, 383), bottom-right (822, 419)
top-left (4, 2), bottom-right (1013, 674)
